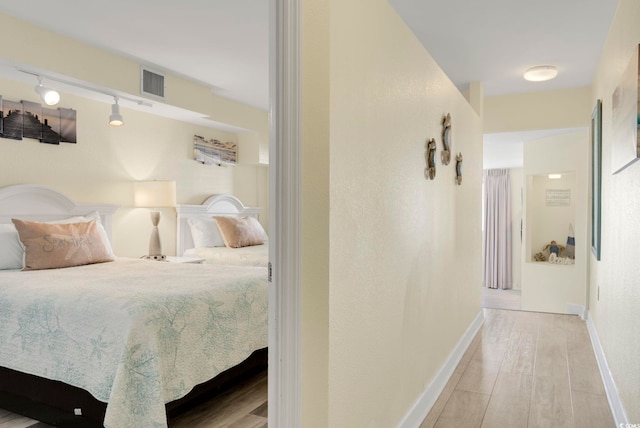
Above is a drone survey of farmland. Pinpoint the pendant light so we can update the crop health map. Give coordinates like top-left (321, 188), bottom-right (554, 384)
top-left (109, 96), bottom-right (124, 126)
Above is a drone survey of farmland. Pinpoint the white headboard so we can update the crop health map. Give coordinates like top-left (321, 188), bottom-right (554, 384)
top-left (0, 184), bottom-right (119, 241)
top-left (176, 194), bottom-right (261, 256)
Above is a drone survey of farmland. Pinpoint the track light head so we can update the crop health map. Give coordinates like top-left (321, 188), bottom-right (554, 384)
top-left (34, 77), bottom-right (60, 106)
top-left (109, 96), bottom-right (124, 126)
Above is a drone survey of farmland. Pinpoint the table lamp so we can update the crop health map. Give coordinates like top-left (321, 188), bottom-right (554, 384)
top-left (134, 180), bottom-right (176, 261)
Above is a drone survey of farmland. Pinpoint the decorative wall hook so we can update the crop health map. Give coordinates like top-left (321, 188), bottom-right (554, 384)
top-left (425, 138), bottom-right (437, 180)
top-left (456, 152), bottom-right (463, 185)
top-left (441, 113), bottom-right (451, 165)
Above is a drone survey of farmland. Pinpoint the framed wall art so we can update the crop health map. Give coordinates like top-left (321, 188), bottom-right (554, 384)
top-left (591, 99), bottom-right (602, 260)
top-left (610, 44), bottom-right (640, 174)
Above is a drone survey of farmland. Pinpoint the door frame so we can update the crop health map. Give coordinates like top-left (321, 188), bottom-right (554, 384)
top-left (268, 0), bottom-right (302, 426)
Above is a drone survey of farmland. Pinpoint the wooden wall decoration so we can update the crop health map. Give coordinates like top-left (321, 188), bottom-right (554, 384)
top-left (193, 135), bottom-right (237, 166)
top-left (456, 152), bottom-right (463, 185)
top-left (441, 113), bottom-right (451, 165)
top-left (425, 138), bottom-right (437, 180)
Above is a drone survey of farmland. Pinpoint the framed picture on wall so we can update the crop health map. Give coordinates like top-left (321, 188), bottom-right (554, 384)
top-left (610, 44), bottom-right (640, 174)
top-left (591, 99), bottom-right (602, 260)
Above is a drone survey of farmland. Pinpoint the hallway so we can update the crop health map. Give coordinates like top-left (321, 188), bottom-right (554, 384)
top-left (420, 308), bottom-right (613, 428)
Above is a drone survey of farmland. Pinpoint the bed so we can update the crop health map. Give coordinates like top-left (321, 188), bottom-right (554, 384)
top-left (0, 184), bottom-right (268, 428)
top-left (176, 194), bottom-right (268, 267)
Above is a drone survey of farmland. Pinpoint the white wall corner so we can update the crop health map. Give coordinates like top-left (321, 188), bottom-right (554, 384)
top-left (566, 303), bottom-right (587, 320)
top-left (397, 310), bottom-right (484, 428)
top-left (586, 313), bottom-right (629, 426)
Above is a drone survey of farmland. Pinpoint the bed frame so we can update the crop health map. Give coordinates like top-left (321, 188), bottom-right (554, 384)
top-left (0, 184), bottom-right (267, 427)
top-left (176, 194), bottom-right (261, 256)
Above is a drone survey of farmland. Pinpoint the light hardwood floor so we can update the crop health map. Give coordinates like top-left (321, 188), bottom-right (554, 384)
top-left (421, 308), bottom-right (614, 428)
top-left (1, 309), bottom-right (614, 428)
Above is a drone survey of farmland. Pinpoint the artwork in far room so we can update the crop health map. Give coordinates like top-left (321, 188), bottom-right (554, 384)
top-left (611, 44), bottom-right (640, 174)
top-left (0, 99), bottom-right (23, 140)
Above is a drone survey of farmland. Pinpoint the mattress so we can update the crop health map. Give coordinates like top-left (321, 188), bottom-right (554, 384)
top-left (184, 243), bottom-right (268, 267)
top-left (0, 258), bottom-right (268, 428)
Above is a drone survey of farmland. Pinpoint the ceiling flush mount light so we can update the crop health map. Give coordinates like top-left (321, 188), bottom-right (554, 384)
top-left (548, 173), bottom-right (562, 179)
top-left (34, 77), bottom-right (60, 106)
top-left (109, 96), bottom-right (124, 126)
top-left (523, 65), bottom-right (558, 82)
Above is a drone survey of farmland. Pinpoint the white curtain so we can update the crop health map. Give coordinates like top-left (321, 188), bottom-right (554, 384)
top-left (483, 169), bottom-right (512, 289)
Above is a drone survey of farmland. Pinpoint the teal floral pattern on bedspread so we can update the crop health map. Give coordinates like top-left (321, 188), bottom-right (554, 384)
top-left (0, 258), bottom-right (268, 427)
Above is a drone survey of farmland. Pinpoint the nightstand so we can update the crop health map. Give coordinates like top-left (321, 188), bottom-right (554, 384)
top-left (165, 256), bottom-right (206, 264)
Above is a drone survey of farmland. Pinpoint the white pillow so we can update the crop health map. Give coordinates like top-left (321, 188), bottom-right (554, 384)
top-left (187, 217), bottom-right (225, 248)
top-left (0, 224), bottom-right (24, 270)
top-left (246, 216), bottom-right (269, 242)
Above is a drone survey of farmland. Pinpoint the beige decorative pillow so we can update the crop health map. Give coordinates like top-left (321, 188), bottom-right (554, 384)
top-left (12, 219), bottom-right (114, 271)
top-left (214, 216), bottom-right (265, 248)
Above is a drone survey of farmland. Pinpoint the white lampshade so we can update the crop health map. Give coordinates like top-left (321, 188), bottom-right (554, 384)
top-left (134, 180), bottom-right (176, 207)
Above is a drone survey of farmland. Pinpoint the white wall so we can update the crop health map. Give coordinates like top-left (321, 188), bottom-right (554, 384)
top-left (301, 0), bottom-right (484, 425)
top-left (589, 0), bottom-right (640, 420)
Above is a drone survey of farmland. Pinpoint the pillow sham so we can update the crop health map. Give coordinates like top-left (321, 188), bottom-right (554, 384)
top-left (0, 224), bottom-right (24, 270)
top-left (12, 219), bottom-right (114, 271)
top-left (246, 216), bottom-right (269, 242)
top-left (187, 217), bottom-right (225, 248)
top-left (214, 216), bottom-right (265, 248)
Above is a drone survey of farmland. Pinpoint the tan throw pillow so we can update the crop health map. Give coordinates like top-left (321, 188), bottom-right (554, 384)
top-left (214, 216), bottom-right (265, 248)
top-left (12, 219), bottom-right (114, 271)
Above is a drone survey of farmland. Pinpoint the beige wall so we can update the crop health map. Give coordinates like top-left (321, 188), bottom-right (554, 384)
top-left (0, 15), bottom-right (269, 258)
top-left (484, 86), bottom-right (592, 133)
top-left (300, 0), bottom-right (483, 425)
top-left (0, 79), bottom-right (268, 257)
top-left (301, 0), bottom-right (330, 425)
top-left (590, 0), bottom-right (640, 420)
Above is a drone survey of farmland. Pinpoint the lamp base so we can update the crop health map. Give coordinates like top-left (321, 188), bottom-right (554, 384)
top-left (142, 254), bottom-right (167, 261)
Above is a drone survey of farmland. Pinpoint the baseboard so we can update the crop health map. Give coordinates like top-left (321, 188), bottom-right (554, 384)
top-left (566, 303), bottom-right (587, 320)
top-left (585, 313), bottom-right (629, 426)
top-left (397, 310), bottom-right (484, 428)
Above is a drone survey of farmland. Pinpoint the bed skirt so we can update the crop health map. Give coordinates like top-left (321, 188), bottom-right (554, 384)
top-left (0, 347), bottom-right (268, 427)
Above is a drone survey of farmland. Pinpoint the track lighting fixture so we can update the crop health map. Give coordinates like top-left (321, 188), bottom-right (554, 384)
top-left (109, 96), bottom-right (124, 126)
top-left (34, 77), bottom-right (60, 106)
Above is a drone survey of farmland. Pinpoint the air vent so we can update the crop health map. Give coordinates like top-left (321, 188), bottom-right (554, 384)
top-left (141, 68), bottom-right (165, 99)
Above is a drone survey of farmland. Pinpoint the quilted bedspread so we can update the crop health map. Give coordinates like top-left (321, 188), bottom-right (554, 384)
top-left (0, 258), bottom-right (268, 427)
top-left (183, 243), bottom-right (269, 267)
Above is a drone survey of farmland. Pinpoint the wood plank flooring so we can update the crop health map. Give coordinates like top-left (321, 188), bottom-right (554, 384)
top-left (421, 308), bottom-right (614, 428)
top-left (0, 309), bottom-right (614, 427)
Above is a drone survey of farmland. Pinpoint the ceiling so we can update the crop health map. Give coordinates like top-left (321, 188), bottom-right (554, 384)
top-left (0, 0), bottom-right (620, 166)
